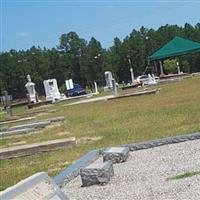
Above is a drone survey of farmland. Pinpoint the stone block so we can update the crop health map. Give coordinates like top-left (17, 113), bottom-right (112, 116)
top-left (0, 137), bottom-right (76, 160)
top-left (30, 116), bottom-right (65, 124)
top-left (103, 147), bottom-right (129, 163)
top-left (0, 172), bottom-right (69, 200)
top-left (80, 161), bottom-right (114, 187)
top-left (0, 128), bottom-right (35, 137)
top-left (8, 121), bottom-right (50, 131)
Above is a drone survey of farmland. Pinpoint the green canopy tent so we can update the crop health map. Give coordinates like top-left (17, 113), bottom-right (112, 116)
top-left (148, 36), bottom-right (200, 75)
top-left (149, 36), bottom-right (200, 61)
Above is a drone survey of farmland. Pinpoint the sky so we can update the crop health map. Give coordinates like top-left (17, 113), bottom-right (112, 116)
top-left (1, 0), bottom-right (200, 52)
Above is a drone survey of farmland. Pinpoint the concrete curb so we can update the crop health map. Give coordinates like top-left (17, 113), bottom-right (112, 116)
top-left (122, 132), bottom-right (200, 150)
top-left (53, 132), bottom-right (200, 187)
top-left (0, 138), bottom-right (76, 160)
top-left (54, 149), bottom-right (101, 187)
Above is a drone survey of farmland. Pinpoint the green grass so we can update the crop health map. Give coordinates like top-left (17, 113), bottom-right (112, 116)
top-left (0, 76), bottom-right (200, 191)
top-left (168, 171), bottom-right (200, 180)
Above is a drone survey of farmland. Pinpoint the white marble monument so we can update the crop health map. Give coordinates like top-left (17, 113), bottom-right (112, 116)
top-left (25, 75), bottom-right (37, 103)
top-left (104, 71), bottom-right (113, 91)
top-left (177, 61), bottom-right (181, 74)
top-left (130, 68), bottom-right (135, 84)
top-left (43, 79), bottom-right (61, 102)
top-left (65, 79), bottom-right (74, 90)
top-left (147, 74), bottom-right (157, 85)
top-left (94, 82), bottom-right (99, 94)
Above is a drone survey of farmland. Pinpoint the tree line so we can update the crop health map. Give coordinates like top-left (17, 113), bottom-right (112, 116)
top-left (0, 23), bottom-right (200, 98)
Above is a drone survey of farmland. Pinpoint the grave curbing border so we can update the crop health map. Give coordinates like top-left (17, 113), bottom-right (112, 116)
top-left (53, 132), bottom-right (200, 187)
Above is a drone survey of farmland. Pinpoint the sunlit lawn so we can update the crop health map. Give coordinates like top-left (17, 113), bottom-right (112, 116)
top-left (0, 76), bottom-right (200, 191)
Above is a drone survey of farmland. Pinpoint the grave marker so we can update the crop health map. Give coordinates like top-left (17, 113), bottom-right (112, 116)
top-left (43, 79), bottom-right (61, 102)
top-left (80, 161), bottom-right (114, 187)
top-left (104, 71), bottom-right (113, 91)
top-left (94, 82), bottom-right (99, 94)
top-left (112, 79), bottom-right (118, 96)
top-left (65, 79), bottom-right (74, 90)
top-left (25, 74), bottom-right (38, 103)
top-left (0, 172), bottom-right (69, 200)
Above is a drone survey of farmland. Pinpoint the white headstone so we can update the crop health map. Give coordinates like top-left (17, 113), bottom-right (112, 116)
top-left (177, 62), bottom-right (181, 74)
top-left (130, 68), bottom-right (134, 83)
top-left (65, 79), bottom-right (74, 90)
top-left (43, 79), bottom-right (61, 102)
top-left (147, 74), bottom-right (157, 85)
top-left (0, 172), bottom-right (69, 200)
top-left (94, 82), bottom-right (99, 94)
top-left (104, 71), bottom-right (113, 91)
top-left (25, 74), bottom-right (37, 103)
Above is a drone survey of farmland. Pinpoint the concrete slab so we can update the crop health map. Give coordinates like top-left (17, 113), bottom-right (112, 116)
top-left (0, 137), bottom-right (76, 160)
top-left (107, 89), bottom-right (159, 100)
top-left (8, 121), bottom-right (51, 131)
top-left (0, 128), bottom-right (36, 137)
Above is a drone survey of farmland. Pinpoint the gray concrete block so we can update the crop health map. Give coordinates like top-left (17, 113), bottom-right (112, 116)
top-left (80, 161), bottom-right (114, 187)
top-left (123, 132), bottom-right (200, 151)
top-left (0, 128), bottom-right (35, 137)
top-left (30, 117), bottom-right (65, 124)
top-left (103, 147), bottom-right (130, 163)
top-left (0, 172), bottom-right (69, 200)
top-left (8, 121), bottom-right (51, 131)
top-left (0, 126), bottom-right (8, 132)
top-left (0, 137), bottom-right (76, 160)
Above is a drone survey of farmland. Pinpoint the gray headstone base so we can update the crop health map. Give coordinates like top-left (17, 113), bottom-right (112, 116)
top-left (80, 161), bottom-right (114, 187)
top-left (103, 147), bottom-right (129, 163)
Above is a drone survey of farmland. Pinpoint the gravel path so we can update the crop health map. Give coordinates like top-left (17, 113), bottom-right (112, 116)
top-left (62, 139), bottom-right (200, 200)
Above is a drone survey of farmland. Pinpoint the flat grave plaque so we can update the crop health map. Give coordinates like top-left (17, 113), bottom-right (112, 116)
top-left (0, 172), bottom-right (69, 200)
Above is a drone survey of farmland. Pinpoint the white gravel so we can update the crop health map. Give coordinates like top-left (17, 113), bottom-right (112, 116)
top-left (62, 139), bottom-right (200, 200)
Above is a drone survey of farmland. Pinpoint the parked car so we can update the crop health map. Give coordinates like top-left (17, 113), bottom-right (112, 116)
top-left (64, 84), bottom-right (86, 97)
top-left (136, 74), bottom-right (159, 85)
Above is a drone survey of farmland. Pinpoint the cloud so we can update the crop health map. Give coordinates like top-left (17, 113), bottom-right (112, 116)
top-left (18, 32), bottom-right (29, 37)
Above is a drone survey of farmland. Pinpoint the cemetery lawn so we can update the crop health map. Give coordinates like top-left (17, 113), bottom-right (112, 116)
top-left (0, 76), bottom-right (200, 191)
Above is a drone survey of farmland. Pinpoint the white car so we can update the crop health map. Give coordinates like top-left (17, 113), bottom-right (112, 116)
top-left (136, 74), bottom-right (159, 85)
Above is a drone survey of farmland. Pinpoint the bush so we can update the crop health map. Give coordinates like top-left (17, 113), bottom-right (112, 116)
top-left (59, 83), bottom-right (66, 93)
top-left (163, 59), bottom-right (177, 74)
